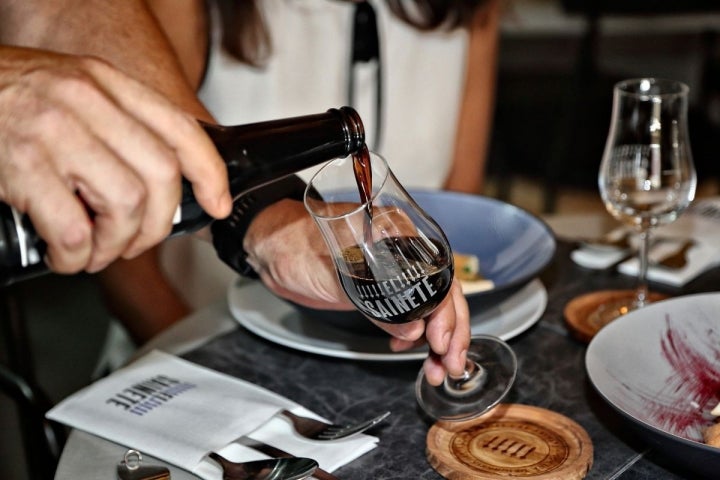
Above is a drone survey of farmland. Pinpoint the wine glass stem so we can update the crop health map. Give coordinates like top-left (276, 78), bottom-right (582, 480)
top-left (444, 360), bottom-right (487, 398)
top-left (635, 229), bottom-right (650, 308)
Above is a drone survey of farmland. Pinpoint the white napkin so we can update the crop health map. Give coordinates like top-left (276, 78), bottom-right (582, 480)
top-left (616, 237), bottom-right (720, 286)
top-left (47, 350), bottom-right (378, 478)
top-left (571, 197), bottom-right (720, 286)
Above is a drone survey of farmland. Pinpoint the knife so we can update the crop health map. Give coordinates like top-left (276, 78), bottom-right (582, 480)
top-left (237, 437), bottom-right (340, 480)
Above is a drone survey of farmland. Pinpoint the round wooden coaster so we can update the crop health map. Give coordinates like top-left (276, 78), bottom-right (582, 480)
top-left (563, 289), bottom-right (669, 343)
top-left (427, 404), bottom-right (593, 480)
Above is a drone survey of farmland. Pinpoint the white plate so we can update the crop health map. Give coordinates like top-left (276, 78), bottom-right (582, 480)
top-left (586, 293), bottom-right (720, 477)
top-left (227, 279), bottom-right (547, 361)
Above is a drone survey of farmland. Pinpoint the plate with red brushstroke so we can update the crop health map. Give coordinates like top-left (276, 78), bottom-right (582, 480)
top-left (586, 292), bottom-right (720, 476)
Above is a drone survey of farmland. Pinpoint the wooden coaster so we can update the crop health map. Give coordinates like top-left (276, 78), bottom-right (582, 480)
top-left (427, 404), bottom-right (593, 479)
top-left (563, 289), bottom-right (669, 343)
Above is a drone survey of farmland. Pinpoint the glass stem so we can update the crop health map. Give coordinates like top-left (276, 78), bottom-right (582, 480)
top-left (444, 360), bottom-right (487, 398)
top-left (635, 229), bottom-right (650, 308)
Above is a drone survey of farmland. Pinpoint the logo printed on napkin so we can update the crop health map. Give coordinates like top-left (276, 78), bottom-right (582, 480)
top-left (106, 374), bottom-right (196, 415)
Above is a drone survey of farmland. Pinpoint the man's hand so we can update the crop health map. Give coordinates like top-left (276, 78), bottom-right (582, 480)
top-left (243, 198), bottom-right (470, 385)
top-left (380, 281), bottom-right (470, 386)
top-left (0, 46), bottom-right (231, 274)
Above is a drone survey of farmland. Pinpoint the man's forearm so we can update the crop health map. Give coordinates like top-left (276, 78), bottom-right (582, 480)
top-left (0, 0), bottom-right (210, 119)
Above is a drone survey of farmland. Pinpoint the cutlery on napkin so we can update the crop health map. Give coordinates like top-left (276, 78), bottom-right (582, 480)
top-left (208, 453), bottom-right (319, 480)
top-left (571, 236), bottom-right (690, 271)
top-left (47, 351), bottom-right (377, 480)
top-left (570, 197), bottom-right (720, 286)
top-left (233, 438), bottom-right (338, 480)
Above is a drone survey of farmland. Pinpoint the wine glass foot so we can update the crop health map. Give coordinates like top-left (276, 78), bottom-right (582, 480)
top-left (416, 335), bottom-right (517, 422)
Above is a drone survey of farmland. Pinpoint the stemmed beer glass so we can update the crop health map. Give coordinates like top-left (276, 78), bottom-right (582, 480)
top-left (594, 78), bottom-right (696, 324)
top-left (304, 148), bottom-right (516, 421)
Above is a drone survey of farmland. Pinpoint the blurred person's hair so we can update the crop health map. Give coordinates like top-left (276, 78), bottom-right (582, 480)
top-left (211, 0), bottom-right (491, 67)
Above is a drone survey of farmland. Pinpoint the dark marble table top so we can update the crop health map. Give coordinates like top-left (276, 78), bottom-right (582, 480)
top-left (55, 241), bottom-right (720, 479)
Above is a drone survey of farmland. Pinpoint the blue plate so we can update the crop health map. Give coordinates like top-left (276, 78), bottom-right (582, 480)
top-left (409, 189), bottom-right (556, 301)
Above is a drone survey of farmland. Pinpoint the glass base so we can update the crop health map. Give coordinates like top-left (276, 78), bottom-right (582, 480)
top-left (416, 335), bottom-right (517, 422)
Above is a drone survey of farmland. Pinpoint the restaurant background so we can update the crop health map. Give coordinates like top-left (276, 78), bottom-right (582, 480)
top-left (3, 0), bottom-right (720, 478)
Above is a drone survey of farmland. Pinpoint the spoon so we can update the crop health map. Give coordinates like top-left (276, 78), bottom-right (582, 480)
top-left (209, 452), bottom-right (318, 480)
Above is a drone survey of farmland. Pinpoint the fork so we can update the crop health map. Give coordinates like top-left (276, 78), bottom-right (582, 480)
top-left (280, 409), bottom-right (390, 441)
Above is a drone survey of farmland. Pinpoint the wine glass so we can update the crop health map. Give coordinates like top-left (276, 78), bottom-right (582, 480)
top-left (593, 78), bottom-right (697, 325)
top-left (304, 147), bottom-right (517, 421)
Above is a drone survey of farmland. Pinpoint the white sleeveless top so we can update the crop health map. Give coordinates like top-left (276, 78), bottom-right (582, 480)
top-left (161, 0), bottom-right (469, 309)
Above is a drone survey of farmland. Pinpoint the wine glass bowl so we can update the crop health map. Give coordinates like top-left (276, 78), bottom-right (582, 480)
top-left (304, 150), bottom-right (454, 325)
top-left (595, 78), bottom-right (697, 322)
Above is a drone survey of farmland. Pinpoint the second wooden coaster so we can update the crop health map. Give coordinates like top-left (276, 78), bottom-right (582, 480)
top-left (427, 404), bottom-right (593, 480)
top-left (563, 289), bottom-right (669, 343)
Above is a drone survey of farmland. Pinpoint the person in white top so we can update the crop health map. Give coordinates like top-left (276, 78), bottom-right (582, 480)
top-left (141, 0), bottom-right (501, 307)
top-left (98, 0), bottom-right (499, 383)
top-left (198, 0), bottom-right (490, 190)
top-left (0, 17), bottom-right (233, 279)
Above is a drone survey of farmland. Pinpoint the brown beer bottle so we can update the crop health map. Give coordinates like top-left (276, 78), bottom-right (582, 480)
top-left (0, 107), bottom-right (365, 286)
